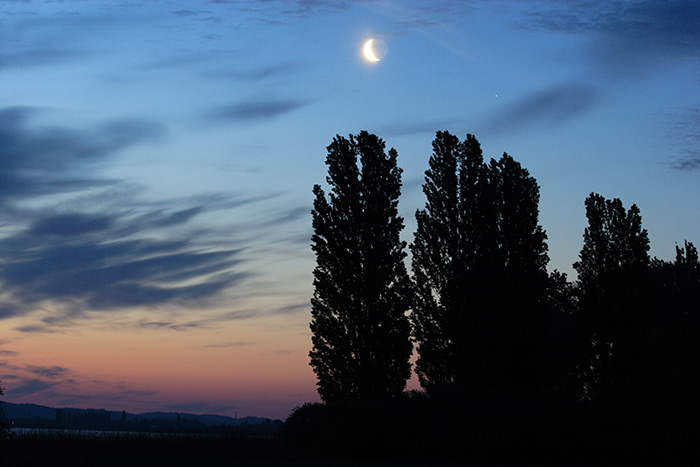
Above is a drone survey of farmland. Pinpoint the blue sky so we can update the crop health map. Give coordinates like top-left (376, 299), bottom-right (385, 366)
top-left (0, 0), bottom-right (698, 420)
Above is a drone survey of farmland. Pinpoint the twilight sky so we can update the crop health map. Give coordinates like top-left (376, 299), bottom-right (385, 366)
top-left (1, 0), bottom-right (698, 420)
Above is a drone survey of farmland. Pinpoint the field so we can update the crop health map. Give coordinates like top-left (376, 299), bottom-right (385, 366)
top-left (0, 429), bottom-right (460, 467)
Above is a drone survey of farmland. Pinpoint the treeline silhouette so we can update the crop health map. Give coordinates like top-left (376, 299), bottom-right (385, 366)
top-left (287, 130), bottom-right (700, 464)
top-left (0, 383), bottom-right (6, 440)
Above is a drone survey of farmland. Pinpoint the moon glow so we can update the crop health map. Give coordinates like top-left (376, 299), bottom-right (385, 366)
top-left (363, 38), bottom-right (387, 62)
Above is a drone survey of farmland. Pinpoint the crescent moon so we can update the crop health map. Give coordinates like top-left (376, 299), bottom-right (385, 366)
top-left (363, 39), bottom-right (380, 62)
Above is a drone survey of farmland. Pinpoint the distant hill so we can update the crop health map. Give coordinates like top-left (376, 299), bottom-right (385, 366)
top-left (136, 411), bottom-right (268, 427)
top-left (1, 401), bottom-right (276, 428)
top-left (1, 402), bottom-right (57, 421)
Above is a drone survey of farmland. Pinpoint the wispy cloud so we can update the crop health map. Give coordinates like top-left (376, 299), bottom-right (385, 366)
top-left (204, 98), bottom-right (312, 123)
top-left (265, 206), bottom-right (311, 225)
top-left (0, 107), bottom-right (164, 199)
top-left (0, 226), bottom-right (248, 314)
top-left (666, 107), bottom-right (700, 171)
top-left (244, 0), bottom-right (354, 21)
top-left (25, 364), bottom-right (70, 379)
top-left (7, 379), bottom-right (59, 397)
top-left (138, 320), bottom-right (206, 331)
top-left (28, 213), bottom-right (113, 237)
top-left (274, 303), bottom-right (309, 315)
top-left (480, 83), bottom-right (597, 136)
top-left (172, 10), bottom-right (211, 17)
top-left (49, 387), bottom-right (160, 411)
top-left (0, 7), bottom-right (139, 71)
top-left (520, 0), bottom-right (700, 75)
top-left (378, 118), bottom-right (456, 138)
top-left (0, 107), bottom-right (284, 327)
top-left (0, 44), bottom-right (82, 70)
top-left (220, 310), bottom-right (261, 321)
top-left (0, 357), bottom-right (160, 407)
top-left (210, 62), bottom-right (303, 82)
top-left (204, 341), bottom-right (254, 348)
top-left (14, 325), bottom-right (56, 334)
top-left (670, 151), bottom-right (700, 171)
top-left (0, 13), bottom-right (85, 70)
top-left (0, 304), bottom-right (25, 320)
top-left (513, 1), bottom-right (700, 167)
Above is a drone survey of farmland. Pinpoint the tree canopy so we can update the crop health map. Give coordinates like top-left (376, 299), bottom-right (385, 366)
top-left (573, 193), bottom-right (651, 401)
top-left (411, 131), bottom-right (550, 398)
top-left (300, 130), bottom-right (700, 465)
top-left (309, 131), bottom-right (412, 403)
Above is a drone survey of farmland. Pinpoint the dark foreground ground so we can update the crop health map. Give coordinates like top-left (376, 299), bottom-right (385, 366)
top-left (0, 431), bottom-right (463, 467)
top-left (2, 425), bottom-right (699, 467)
top-left (3, 396), bottom-right (700, 467)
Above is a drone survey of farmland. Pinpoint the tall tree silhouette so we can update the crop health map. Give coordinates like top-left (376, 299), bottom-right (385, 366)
top-left (573, 193), bottom-right (650, 401)
top-left (411, 131), bottom-right (550, 398)
top-left (310, 131), bottom-right (412, 403)
top-left (574, 194), bottom-right (649, 293)
top-left (410, 131), bottom-right (486, 392)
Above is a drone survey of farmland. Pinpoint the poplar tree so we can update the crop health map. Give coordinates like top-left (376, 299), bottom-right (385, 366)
top-left (411, 131), bottom-right (550, 397)
top-left (410, 131), bottom-right (488, 392)
top-left (574, 194), bottom-right (650, 294)
top-left (310, 131), bottom-right (412, 403)
top-left (573, 193), bottom-right (650, 400)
